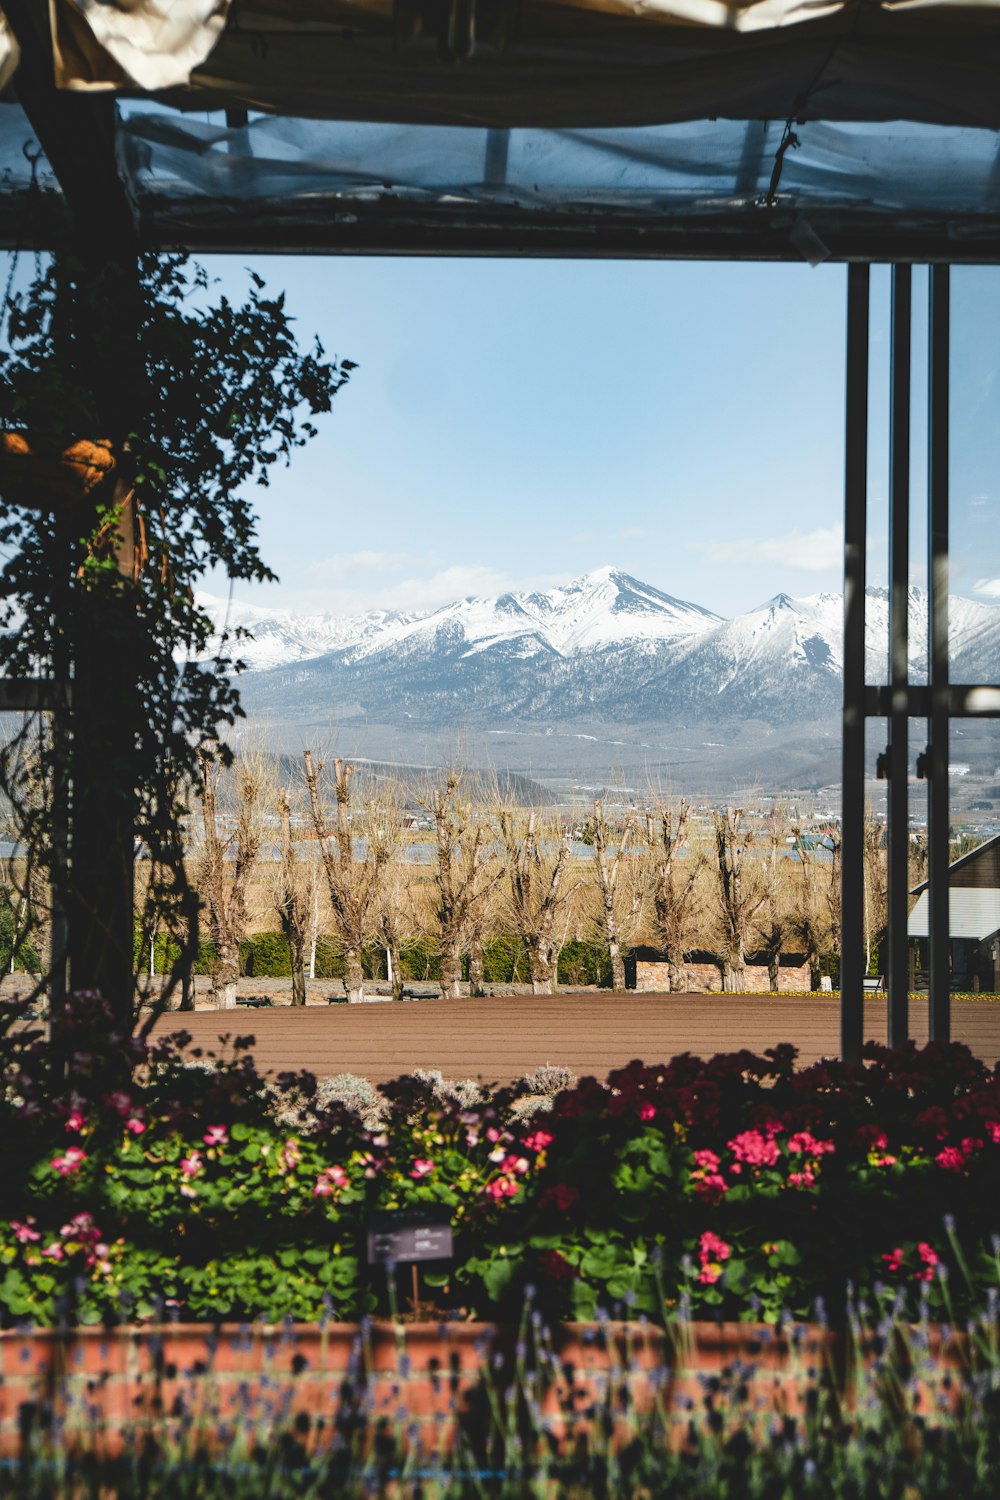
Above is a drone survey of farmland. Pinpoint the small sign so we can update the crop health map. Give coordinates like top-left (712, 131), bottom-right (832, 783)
top-left (366, 1208), bottom-right (454, 1265)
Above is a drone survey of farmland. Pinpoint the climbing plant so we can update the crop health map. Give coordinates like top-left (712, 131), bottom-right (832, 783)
top-left (0, 253), bottom-right (354, 1014)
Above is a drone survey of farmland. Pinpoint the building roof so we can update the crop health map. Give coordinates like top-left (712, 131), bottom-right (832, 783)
top-left (8, 3), bottom-right (1000, 257)
top-left (911, 833), bottom-right (1000, 896)
top-left (908, 888), bottom-right (1000, 942)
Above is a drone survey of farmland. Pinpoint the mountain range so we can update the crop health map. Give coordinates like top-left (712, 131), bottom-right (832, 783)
top-left (201, 568), bottom-right (1000, 791)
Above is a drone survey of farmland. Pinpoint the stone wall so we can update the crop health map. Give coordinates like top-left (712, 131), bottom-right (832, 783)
top-left (633, 959), bottom-right (812, 994)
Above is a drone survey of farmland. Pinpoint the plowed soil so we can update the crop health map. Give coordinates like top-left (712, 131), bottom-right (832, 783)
top-left (151, 994), bottom-right (1000, 1084)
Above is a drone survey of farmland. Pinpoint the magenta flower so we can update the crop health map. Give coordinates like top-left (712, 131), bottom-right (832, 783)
top-left (936, 1145), bottom-right (966, 1172)
top-left (727, 1130), bottom-right (779, 1169)
top-left (916, 1242), bottom-right (940, 1281)
top-left (50, 1147), bottom-right (86, 1176)
top-left (203, 1124), bottom-right (228, 1148)
top-left (501, 1154), bottom-right (530, 1175)
top-left (313, 1165), bottom-right (348, 1197)
top-left (65, 1110), bottom-right (85, 1133)
top-left (883, 1247), bottom-right (905, 1272)
top-left (179, 1151), bottom-right (203, 1178)
top-left (410, 1158), bottom-right (435, 1179)
top-left (10, 1220), bottom-right (40, 1244)
top-left (787, 1131), bottom-right (835, 1157)
top-left (693, 1149), bottom-right (720, 1171)
top-left (484, 1176), bottom-right (519, 1200)
top-left (697, 1229), bottom-right (731, 1284)
top-left (638, 1101), bottom-right (656, 1121)
top-left (788, 1169), bottom-right (816, 1188)
top-left (125, 1118), bottom-right (146, 1137)
top-left (522, 1130), bottom-right (554, 1153)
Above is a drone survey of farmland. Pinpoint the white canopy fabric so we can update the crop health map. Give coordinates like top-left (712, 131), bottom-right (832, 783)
top-left (0, 1), bottom-right (998, 128)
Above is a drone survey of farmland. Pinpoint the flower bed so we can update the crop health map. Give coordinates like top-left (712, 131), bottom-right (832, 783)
top-left (3, 995), bottom-right (1000, 1328)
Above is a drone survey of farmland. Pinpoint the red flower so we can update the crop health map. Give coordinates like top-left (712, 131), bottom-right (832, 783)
top-left (537, 1249), bottom-right (578, 1282)
top-left (539, 1183), bottom-right (579, 1212)
top-left (936, 1146), bottom-right (966, 1172)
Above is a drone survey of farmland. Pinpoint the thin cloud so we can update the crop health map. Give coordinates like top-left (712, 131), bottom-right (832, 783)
top-left (307, 549), bottom-right (423, 581)
top-left (698, 525), bottom-right (843, 573)
top-left (974, 577), bottom-right (1000, 597)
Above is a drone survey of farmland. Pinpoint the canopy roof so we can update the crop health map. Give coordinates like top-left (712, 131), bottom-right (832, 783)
top-left (3, 0), bottom-right (1000, 257)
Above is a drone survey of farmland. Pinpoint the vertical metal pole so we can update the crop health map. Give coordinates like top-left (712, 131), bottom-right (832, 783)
top-left (927, 264), bottom-right (951, 1041)
top-left (842, 263), bottom-right (870, 1065)
top-left (887, 265), bottom-right (911, 1046)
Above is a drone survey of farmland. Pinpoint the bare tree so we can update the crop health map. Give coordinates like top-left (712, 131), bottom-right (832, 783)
top-left (711, 807), bottom-right (766, 993)
top-left (756, 804), bottom-right (791, 993)
top-left (864, 809), bottom-right (888, 975)
top-left (197, 748), bottom-right (269, 1009)
top-left (790, 824), bottom-right (834, 990)
top-left (430, 772), bottom-right (499, 999)
top-left (273, 788), bottom-right (317, 1006)
top-left (643, 799), bottom-right (704, 991)
top-left (303, 752), bottom-right (392, 1003)
top-left (588, 799), bottom-right (644, 991)
top-left (497, 805), bottom-right (578, 995)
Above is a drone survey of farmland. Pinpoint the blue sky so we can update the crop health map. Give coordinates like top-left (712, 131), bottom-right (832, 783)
top-left (210, 256), bottom-right (859, 618)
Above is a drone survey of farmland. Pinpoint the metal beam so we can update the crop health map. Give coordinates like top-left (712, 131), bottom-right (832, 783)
top-left (886, 264), bottom-right (911, 1048)
top-left (841, 263), bottom-right (869, 1067)
top-left (927, 264), bottom-right (950, 1042)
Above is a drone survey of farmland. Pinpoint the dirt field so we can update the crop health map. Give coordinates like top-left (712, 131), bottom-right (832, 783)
top-left (150, 994), bottom-right (1000, 1085)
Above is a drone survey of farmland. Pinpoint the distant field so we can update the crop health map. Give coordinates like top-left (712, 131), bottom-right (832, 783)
top-left (151, 993), bottom-right (1000, 1085)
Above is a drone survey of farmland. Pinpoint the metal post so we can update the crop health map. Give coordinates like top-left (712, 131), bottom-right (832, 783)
top-left (927, 264), bottom-right (951, 1040)
top-left (886, 265), bottom-right (911, 1046)
top-left (842, 263), bottom-right (870, 1065)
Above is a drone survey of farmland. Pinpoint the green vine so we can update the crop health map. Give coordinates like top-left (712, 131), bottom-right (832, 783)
top-left (0, 253), bottom-right (354, 1013)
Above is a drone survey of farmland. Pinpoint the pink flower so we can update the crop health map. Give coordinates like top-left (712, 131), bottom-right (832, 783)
top-left (61, 1213), bottom-right (98, 1242)
top-left (278, 1139), bottom-right (302, 1174)
top-left (727, 1130), bottom-right (779, 1169)
top-left (638, 1101), bottom-right (656, 1121)
top-left (65, 1110), bottom-right (85, 1133)
top-left (105, 1090), bottom-right (133, 1118)
top-left (916, 1242), bottom-right (939, 1282)
top-left (179, 1184), bottom-right (198, 1199)
top-left (501, 1154), bottom-right (530, 1175)
top-left (694, 1172), bottom-right (729, 1203)
top-left (788, 1170), bottom-right (816, 1189)
top-left (936, 1146), bottom-right (966, 1172)
top-left (179, 1151), bottom-right (202, 1178)
top-left (203, 1124), bottom-right (228, 1148)
top-left (125, 1118), bottom-right (146, 1137)
top-left (50, 1147), bottom-right (86, 1177)
top-left (698, 1231), bottom-right (732, 1263)
top-left (40, 1243), bottom-right (64, 1261)
top-left (484, 1176), bottom-right (519, 1200)
top-left (883, 1247), bottom-right (905, 1273)
top-left (485, 1127), bottom-right (502, 1143)
top-left (698, 1262), bottom-right (724, 1285)
top-left (787, 1131), bottom-right (835, 1157)
top-left (410, 1158), bottom-right (435, 1179)
top-left (10, 1220), bottom-right (40, 1244)
top-left (986, 1121), bottom-right (1000, 1145)
top-left (313, 1165), bottom-right (348, 1197)
top-left (522, 1130), bottom-right (554, 1152)
top-left (693, 1149), bottom-right (720, 1171)
top-left (961, 1136), bottom-right (984, 1158)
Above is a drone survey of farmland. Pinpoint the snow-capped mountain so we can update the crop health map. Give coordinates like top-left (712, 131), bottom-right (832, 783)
top-left (211, 567), bottom-right (1000, 735)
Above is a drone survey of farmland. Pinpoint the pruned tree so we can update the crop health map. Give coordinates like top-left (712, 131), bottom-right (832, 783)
top-left (643, 799), bottom-right (704, 991)
top-left (790, 824), bottom-right (834, 990)
top-left (430, 772), bottom-right (499, 999)
top-left (711, 807), bottom-right (766, 993)
top-left (196, 747), bottom-right (269, 1009)
top-left (273, 787), bottom-right (318, 1006)
top-left (303, 752), bottom-right (391, 1003)
top-left (588, 799), bottom-right (644, 990)
top-left (864, 809), bottom-right (888, 975)
top-left (368, 780), bottom-right (409, 1003)
top-left (756, 804), bottom-right (791, 993)
top-left (497, 805), bottom-right (578, 995)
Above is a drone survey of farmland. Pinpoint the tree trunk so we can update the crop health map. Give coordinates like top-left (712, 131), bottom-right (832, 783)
top-left (529, 939), bottom-right (554, 995)
top-left (388, 941), bottom-right (404, 1003)
top-left (212, 941), bottom-right (240, 1009)
top-left (469, 943), bottom-right (485, 997)
top-left (768, 952), bottom-right (780, 993)
top-left (608, 936), bottom-right (626, 992)
top-left (290, 932), bottom-right (307, 1006)
top-left (343, 949), bottom-right (365, 1003)
top-left (440, 942), bottom-right (462, 1000)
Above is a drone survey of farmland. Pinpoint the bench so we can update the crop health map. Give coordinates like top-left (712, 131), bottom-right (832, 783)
top-left (236, 995), bottom-right (273, 1008)
top-left (862, 977), bottom-right (884, 994)
top-left (402, 986), bottom-right (440, 1001)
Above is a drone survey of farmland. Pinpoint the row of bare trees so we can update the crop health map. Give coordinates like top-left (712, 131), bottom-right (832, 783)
top-left (189, 748), bottom-right (888, 1005)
